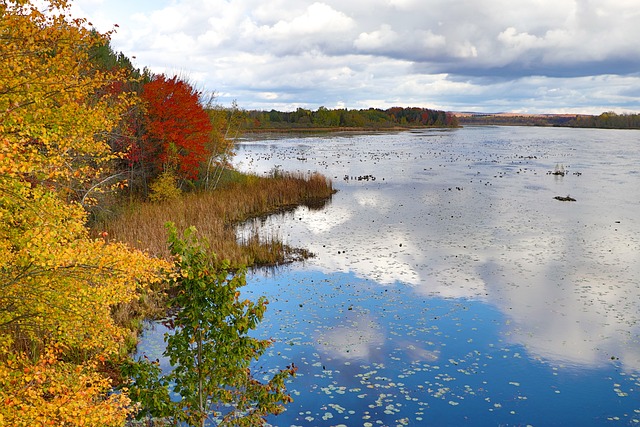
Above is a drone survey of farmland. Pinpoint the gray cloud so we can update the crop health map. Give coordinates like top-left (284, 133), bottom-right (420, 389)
top-left (74, 0), bottom-right (640, 113)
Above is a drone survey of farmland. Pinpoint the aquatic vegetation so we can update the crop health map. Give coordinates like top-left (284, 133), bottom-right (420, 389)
top-left (95, 170), bottom-right (335, 267)
top-left (554, 194), bottom-right (576, 201)
top-left (139, 126), bottom-right (640, 426)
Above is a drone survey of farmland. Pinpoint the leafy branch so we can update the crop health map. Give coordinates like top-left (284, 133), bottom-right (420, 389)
top-left (124, 222), bottom-right (297, 427)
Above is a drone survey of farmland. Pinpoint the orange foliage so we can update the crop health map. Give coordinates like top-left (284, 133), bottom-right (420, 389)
top-left (0, 346), bottom-right (133, 427)
top-left (141, 74), bottom-right (213, 181)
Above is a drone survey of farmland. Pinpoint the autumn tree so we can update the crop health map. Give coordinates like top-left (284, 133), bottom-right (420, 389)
top-left (0, 1), bottom-right (167, 425)
top-left (87, 46), bottom-right (240, 196)
top-left (140, 74), bottom-right (213, 184)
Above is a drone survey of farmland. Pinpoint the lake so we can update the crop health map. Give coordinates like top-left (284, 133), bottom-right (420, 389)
top-left (138, 126), bottom-right (640, 426)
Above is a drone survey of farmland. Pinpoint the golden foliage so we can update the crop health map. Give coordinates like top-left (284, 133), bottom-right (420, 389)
top-left (149, 170), bottom-right (182, 202)
top-left (0, 1), bottom-right (169, 425)
top-left (0, 0), bottom-right (133, 202)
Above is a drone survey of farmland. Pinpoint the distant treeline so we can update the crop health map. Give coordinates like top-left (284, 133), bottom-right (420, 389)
top-left (457, 114), bottom-right (574, 127)
top-left (238, 106), bottom-right (459, 130)
top-left (568, 112), bottom-right (640, 129)
top-left (457, 111), bottom-right (640, 129)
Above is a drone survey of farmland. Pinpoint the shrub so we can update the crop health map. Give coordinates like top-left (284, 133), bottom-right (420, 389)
top-left (149, 170), bottom-right (182, 202)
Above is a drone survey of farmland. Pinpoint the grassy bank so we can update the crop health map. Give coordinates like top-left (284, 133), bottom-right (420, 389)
top-left (94, 170), bottom-right (336, 268)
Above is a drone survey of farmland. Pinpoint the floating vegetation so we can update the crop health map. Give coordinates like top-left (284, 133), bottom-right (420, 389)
top-left (343, 174), bottom-right (377, 182)
top-left (138, 127), bottom-right (640, 426)
top-left (549, 163), bottom-right (566, 176)
top-left (553, 195), bottom-right (577, 201)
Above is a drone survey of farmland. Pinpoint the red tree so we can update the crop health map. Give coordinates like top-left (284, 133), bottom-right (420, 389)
top-left (141, 74), bottom-right (212, 181)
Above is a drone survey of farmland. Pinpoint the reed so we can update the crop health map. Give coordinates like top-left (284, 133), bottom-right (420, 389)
top-left (94, 170), bottom-right (335, 268)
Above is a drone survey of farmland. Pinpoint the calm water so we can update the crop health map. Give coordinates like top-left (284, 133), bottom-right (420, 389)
top-left (138, 126), bottom-right (640, 426)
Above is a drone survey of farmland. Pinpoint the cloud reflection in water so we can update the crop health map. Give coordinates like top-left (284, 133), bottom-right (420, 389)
top-left (235, 127), bottom-right (640, 371)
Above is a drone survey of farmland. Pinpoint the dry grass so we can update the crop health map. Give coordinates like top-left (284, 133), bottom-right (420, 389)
top-left (94, 171), bottom-right (335, 268)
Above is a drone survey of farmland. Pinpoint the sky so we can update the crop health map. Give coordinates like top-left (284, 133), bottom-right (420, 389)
top-left (72, 0), bottom-right (640, 114)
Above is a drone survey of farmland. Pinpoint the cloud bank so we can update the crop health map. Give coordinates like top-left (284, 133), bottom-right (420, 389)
top-left (74, 0), bottom-right (640, 113)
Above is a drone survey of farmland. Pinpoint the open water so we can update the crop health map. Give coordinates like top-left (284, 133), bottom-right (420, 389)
top-left (138, 126), bottom-right (640, 426)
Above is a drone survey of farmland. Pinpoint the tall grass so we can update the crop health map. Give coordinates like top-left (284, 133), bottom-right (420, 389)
top-left (94, 170), bottom-right (335, 268)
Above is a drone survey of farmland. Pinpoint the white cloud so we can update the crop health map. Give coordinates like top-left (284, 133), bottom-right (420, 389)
top-left (498, 27), bottom-right (543, 50)
top-left (258, 92), bottom-right (279, 100)
top-left (418, 29), bottom-right (447, 50)
top-left (354, 24), bottom-right (399, 50)
top-left (387, 0), bottom-right (421, 10)
top-left (268, 2), bottom-right (353, 36)
top-left (73, 0), bottom-right (640, 113)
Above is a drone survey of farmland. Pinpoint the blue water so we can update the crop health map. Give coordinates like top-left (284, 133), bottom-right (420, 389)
top-left (244, 267), bottom-right (638, 426)
top-left (138, 126), bottom-right (640, 426)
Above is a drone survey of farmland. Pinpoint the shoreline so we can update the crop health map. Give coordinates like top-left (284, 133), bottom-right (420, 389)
top-left (241, 125), bottom-right (459, 133)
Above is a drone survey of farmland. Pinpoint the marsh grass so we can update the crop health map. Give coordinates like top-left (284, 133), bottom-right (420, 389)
top-left (94, 170), bottom-right (335, 268)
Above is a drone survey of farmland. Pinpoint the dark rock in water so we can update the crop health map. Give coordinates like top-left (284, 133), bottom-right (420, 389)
top-left (554, 195), bottom-right (576, 202)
